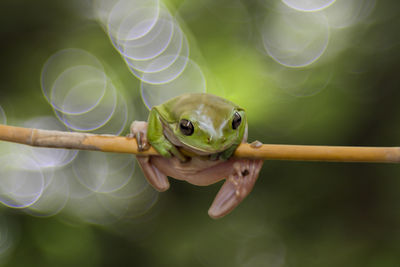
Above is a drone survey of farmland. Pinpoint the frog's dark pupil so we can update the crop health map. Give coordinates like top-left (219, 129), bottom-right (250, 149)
top-left (179, 119), bottom-right (194, 136)
top-left (232, 112), bottom-right (241, 130)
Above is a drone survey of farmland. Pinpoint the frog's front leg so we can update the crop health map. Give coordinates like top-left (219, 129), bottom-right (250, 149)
top-left (130, 121), bottom-right (170, 191)
top-left (208, 159), bottom-right (263, 219)
top-left (217, 143), bottom-right (239, 161)
top-left (147, 109), bottom-right (187, 162)
top-left (216, 124), bottom-right (247, 161)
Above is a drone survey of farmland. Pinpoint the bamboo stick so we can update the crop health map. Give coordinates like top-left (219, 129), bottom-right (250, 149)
top-left (0, 124), bottom-right (399, 163)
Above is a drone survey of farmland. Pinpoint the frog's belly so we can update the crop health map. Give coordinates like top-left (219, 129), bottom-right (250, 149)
top-left (151, 156), bottom-right (237, 186)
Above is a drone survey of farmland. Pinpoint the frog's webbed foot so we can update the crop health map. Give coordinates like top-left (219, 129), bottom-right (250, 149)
top-left (218, 144), bottom-right (238, 161)
top-left (129, 121), bottom-right (169, 191)
top-left (208, 159), bottom-right (263, 219)
top-left (128, 121), bottom-right (150, 151)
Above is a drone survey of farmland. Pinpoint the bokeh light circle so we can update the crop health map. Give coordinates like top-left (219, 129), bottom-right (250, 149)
top-left (90, 92), bottom-right (129, 135)
top-left (323, 0), bottom-right (376, 29)
top-left (130, 44), bottom-right (190, 85)
top-left (41, 49), bottom-right (106, 114)
top-left (125, 22), bottom-right (186, 73)
top-left (141, 59), bottom-right (206, 109)
top-left (109, 164), bottom-right (149, 199)
top-left (72, 151), bottom-right (135, 193)
top-left (54, 81), bottom-right (117, 131)
top-left (119, 13), bottom-right (175, 61)
top-left (107, 0), bottom-right (160, 41)
top-left (50, 65), bottom-right (107, 114)
top-left (25, 171), bottom-right (70, 217)
top-left (261, 10), bottom-right (330, 67)
top-left (281, 0), bottom-right (336, 12)
top-left (0, 154), bottom-right (45, 209)
top-left (273, 65), bottom-right (334, 97)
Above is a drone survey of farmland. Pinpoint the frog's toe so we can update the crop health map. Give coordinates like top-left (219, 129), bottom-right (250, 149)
top-left (208, 159), bottom-right (263, 219)
top-left (129, 121), bottom-right (150, 151)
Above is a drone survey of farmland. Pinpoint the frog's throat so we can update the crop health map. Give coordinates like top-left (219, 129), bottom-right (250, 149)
top-left (161, 122), bottom-right (231, 156)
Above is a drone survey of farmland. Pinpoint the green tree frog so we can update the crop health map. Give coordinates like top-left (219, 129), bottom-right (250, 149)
top-left (130, 93), bottom-right (263, 219)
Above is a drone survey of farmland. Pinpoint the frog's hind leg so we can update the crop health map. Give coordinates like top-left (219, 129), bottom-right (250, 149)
top-left (129, 120), bottom-right (170, 191)
top-left (136, 156), bottom-right (170, 192)
top-left (208, 159), bottom-right (263, 219)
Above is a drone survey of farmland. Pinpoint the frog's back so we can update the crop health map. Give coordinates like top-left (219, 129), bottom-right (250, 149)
top-left (156, 93), bottom-right (241, 122)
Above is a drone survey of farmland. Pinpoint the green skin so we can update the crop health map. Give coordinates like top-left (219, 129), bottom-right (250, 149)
top-left (147, 93), bottom-right (247, 161)
top-left (133, 93), bottom-right (262, 219)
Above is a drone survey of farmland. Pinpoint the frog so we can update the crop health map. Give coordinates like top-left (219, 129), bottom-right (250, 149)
top-left (130, 93), bottom-right (263, 219)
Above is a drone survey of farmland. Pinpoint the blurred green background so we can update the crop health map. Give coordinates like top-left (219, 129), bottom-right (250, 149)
top-left (0, 0), bottom-right (399, 266)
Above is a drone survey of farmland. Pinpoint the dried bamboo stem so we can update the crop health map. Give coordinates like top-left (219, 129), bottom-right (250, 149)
top-left (0, 124), bottom-right (399, 163)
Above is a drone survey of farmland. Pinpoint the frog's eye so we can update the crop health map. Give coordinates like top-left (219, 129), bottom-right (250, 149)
top-left (179, 119), bottom-right (194, 136)
top-left (232, 112), bottom-right (241, 130)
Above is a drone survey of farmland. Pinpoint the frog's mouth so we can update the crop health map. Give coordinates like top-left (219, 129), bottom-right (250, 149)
top-left (178, 142), bottom-right (232, 156)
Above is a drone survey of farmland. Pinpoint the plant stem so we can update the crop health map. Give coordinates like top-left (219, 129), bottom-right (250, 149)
top-left (0, 124), bottom-right (399, 163)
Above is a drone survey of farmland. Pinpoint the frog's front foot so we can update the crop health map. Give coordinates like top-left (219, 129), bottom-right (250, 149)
top-left (129, 121), bottom-right (151, 151)
top-left (208, 159), bottom-right (263, 219)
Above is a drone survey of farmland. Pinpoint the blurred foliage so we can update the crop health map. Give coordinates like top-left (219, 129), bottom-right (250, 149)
top-left (0, 0), bottom-right (400, 266)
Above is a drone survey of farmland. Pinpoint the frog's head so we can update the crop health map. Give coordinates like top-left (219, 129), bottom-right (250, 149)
top-left (172, 106), bottom-right (247, 155)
